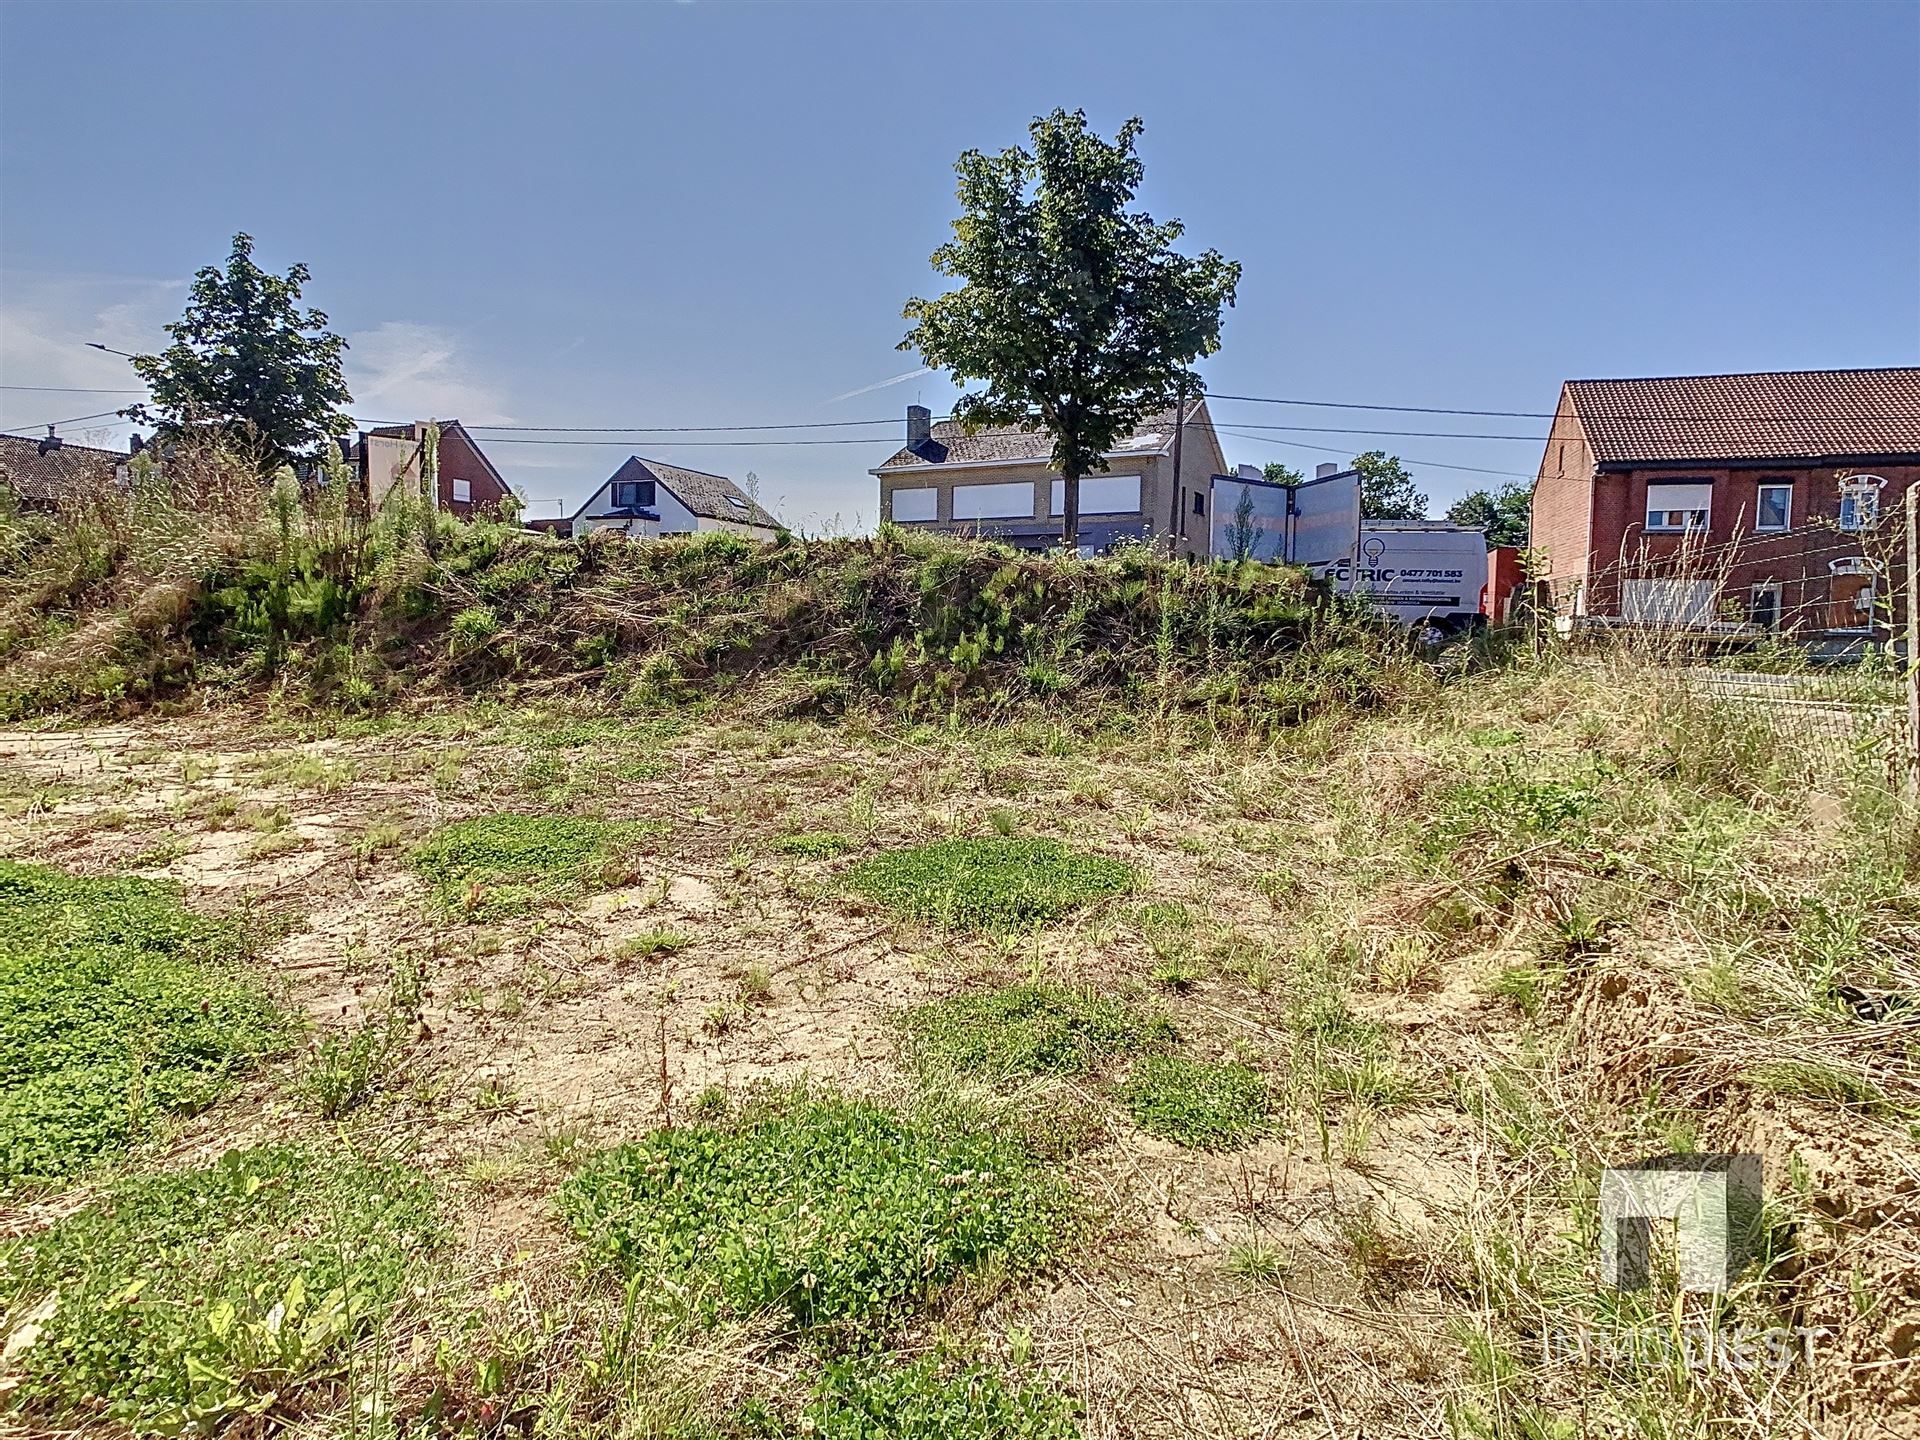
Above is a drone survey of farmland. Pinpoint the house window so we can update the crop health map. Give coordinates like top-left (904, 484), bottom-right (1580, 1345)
top-left (890, 487), bottom-right (938, 523)
top-left (1192, 490), bottom-right (1205, 516)
top-left (1828, 559), bottom-right (1878, 631)
top-left (1748, 582), bottom-right (1781, 631)
top-left (1644, 481), bottom-right (1711, 533)
top-left (451, 478), bottom-right (472, 504)
top-left (1050, 475), bottom-right (1141, 516)
top-left (1754, 482), bottom-right (1791, 532)
top-left (613, 480), bottom-right (656, 509)
top-left (1838, 476), bottom-right (1884, 532)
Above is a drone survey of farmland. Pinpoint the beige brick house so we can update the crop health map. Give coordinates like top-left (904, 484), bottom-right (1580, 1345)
top-left (870, 399), bottom-right (1227, 557)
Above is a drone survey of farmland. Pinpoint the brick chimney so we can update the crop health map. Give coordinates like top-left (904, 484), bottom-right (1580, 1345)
top-left (907, 405), bottom-right (931, 448)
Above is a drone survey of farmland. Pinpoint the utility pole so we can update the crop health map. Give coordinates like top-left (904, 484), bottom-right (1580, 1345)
top-left (1167, 375), bottom-right (1189, 557)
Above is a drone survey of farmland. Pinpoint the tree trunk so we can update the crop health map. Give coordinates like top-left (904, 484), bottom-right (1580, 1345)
top-left (1061, 471), bottom-right (1081, 552)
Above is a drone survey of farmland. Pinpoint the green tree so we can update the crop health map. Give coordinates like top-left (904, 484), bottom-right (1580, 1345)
top-left (1261, 461), bottom-right (1305, 486)
top-left (127, 233), bottom-right (351, 472)
top-left (1352, 451), bottom-right (1426, 520)
top-left (900, 110), bottom-right (1241, 549)
top-left (1445, 479), bottom-right (1532, 547)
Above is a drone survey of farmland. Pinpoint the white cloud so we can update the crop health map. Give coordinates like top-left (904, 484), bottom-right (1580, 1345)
top-left (345, 321), bottom-right (515, 427)
top-left (0, 274), bottom-right (180, 433)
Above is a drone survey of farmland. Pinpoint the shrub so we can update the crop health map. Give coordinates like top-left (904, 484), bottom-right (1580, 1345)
top-left (0, 1145), bottom-right (438, 1433)
top-left (773, 830), bottom-right (857, 859)
top-left (900, 982), bottom-right (1174, 1081)
top-left (0, 861), bottom-right (285, 1186)
top-left (1120, 1055), bottom-right (1271, 1149)
top-left (846, 838), bottom-right (1133, 931)
top-left (558, 1089), bottom-right (1065, 1338)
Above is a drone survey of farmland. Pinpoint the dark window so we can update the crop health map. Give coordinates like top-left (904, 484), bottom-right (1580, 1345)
top-left (1192, 491), bottom-right (1205, 516)
top-left (613, 480), bottom-right (656, 508)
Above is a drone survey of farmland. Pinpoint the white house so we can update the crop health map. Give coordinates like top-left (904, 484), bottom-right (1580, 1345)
top-left (570, 457), bottom-right (782, 541)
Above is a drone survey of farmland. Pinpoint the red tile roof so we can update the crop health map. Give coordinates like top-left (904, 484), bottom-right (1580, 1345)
top-left (1566, 367), bottom-right (1920, 465)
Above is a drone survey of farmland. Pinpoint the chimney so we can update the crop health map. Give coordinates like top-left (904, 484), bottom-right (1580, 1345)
top-left (906, 404), bottom-right (931, 448)
top-left (1315, 462), bottom-right (1339, 480)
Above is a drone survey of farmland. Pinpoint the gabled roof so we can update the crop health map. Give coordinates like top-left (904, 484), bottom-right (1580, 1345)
top-left (1564, 367), bottom-right (1920, 465)
top-left (873, 403), bottom-right (1198, 471)
top-left (0, 435), bottom-right (125, 504)
top-left (578, 456), bottom-right (780, 530)
top-left (362, 419), bottom-right (513, 494)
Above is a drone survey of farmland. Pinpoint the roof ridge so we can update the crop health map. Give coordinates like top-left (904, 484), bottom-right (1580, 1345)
top-left (1568, 365), bottom-right (1920, 387)
top-left (629, 455), bottom-right (734, 482)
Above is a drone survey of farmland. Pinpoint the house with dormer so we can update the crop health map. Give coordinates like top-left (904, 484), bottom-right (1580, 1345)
top-left (570, 457), bottom-right (782, 541)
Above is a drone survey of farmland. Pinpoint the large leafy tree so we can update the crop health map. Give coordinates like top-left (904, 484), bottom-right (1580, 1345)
top-left (901, 110), bottom-right (1241, 549)
top-left (1261, 461), bottom-right (1305, 485)
top-left (127, 233), bottom-right (351, 471)
top-left (1446, 479), bottom-right (1532, 547)
top-left (1352, 450), bottom-right (1427, 521)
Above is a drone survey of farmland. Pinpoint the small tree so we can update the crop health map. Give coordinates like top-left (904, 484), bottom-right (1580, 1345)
top-left (901, 110), bottom-right (1241, 549)
top-left (1446, 479), bottom-right (1532, 547)
top-left (1226, 485), bottom-right (1260, 562)
top-left (127, 233), bottom-right (351, 473)
top-left (1352, 451), bottom-right (1426, 521)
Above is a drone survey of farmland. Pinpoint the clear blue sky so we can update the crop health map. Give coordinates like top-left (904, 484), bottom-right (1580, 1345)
top-left (3, 0), bottom-right (1915, 529)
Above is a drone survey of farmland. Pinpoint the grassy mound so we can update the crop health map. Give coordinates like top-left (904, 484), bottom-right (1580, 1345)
top-left (900, 982), bottom-right (1174, 1080)
top-left (793, 1354), bottom-right (1080, 1439)
top-left (847, 838), bottom-right (1132, 931)
top-left (558, 1090), bottom-right (1065, 1338)
top-left (0, 1145), bottom-right (437, 1433)
top-left (1120, 1055), bottom-right (1271, 1149)
top-left (410, 813), bottom-right (651, 917)
top-left (0, 861), bottom-right (284, 1186)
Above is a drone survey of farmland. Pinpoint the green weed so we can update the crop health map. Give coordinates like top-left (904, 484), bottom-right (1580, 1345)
top-left (0, 1145), bottom-right (437, 1433)
top-left (1120, 1055), bottom-right (1271, 1149)
top-left (795, 1353), bottom-right (1079, 1439)
top-left (899, 982), bottom-right (1174, 1081)
top-left (0, 861), bottom-right (284, 1186)
top-left (410, 813), bottom-right (653, 918)
top-left (773, 831), bottom-right (857, 859)
top-left (847, 838), bottom-right (1132, 931)
top-left (559, 1088), bottom-right (1066, 1338)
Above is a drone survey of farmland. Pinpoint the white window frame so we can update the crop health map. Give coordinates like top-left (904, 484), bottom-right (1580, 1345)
top-left (1049, 473), bottom-right (1142, 517)
top-left (1754, 482), bottom-right (1791, 532)
top-left (889, 486), bottom-right (938, 523)
top-left (451, 477), bottom-right (473, 504)
top-left (1837, 477), bottom-right (1884, 533)
top-left (951, 481), bottom-right (1036, 522)
top-left (1645, 481), bottom-right (1712, 534)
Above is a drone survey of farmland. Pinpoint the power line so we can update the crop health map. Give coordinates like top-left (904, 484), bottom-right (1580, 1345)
top-left (1, 408), bottom-right (129, 432)
top-left (464, 417), bottom-right (900, 434)
top-left (1222, 421), bottom-right (1546, 441)
top-left (1214, 426), bottom-right (1538, 481)
top-left (0, 384), bottom-right (145, 394)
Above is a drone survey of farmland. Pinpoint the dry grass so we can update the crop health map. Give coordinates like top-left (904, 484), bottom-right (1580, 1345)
top-left (0, 654), bottom-right (1911, 1436)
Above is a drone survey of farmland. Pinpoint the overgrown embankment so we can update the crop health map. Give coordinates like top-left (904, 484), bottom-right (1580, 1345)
top-left (0, 469), bottom-right (1421, 723)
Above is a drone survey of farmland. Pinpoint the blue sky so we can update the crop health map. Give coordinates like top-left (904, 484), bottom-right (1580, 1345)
top-left (2, 0), bottom-right (1915, 530)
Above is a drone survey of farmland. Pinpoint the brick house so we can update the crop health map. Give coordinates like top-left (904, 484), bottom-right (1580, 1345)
top-left (870, 399), bottom-right (1227, 557)
top-left (1529, 368), bottom-right (1919, 643)
top-left (348, 420), bottom-right (515, 520)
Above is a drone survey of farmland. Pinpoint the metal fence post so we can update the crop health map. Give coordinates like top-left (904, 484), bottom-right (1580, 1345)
top-left (1907, 484), bottom-right (1919, 795)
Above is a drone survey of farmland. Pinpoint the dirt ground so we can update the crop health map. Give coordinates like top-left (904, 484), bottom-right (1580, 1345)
top-left (1, 685), bottom-right (1912, 1438)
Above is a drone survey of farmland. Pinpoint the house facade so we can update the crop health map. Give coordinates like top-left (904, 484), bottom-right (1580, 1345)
top-left (570, 457), bottom-right (781, 541)
top-left (350, 420), bottom-right (516, 520)
top-left (870, 399), bottom-right (1228, 558)
top-left (1529, 368), bottom-right (1919, 642)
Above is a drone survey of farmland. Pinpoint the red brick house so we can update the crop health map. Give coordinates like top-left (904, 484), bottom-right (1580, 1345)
top-left (1530, 368), bottom-right (1919, 643)
top-left (348, 420), bottom-right (515, 520)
